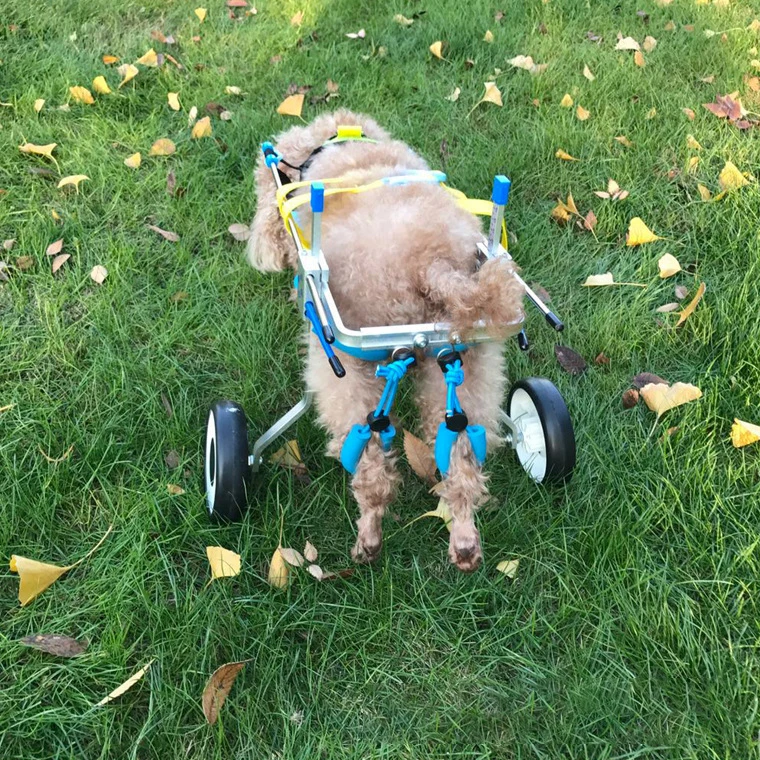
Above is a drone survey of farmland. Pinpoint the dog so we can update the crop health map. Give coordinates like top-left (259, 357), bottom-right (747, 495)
top-left (248, 109), bottom-right (524, 571)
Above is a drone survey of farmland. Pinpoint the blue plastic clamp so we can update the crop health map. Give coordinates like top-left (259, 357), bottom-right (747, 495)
top-left (310, 182), bottom-right (325, 213)
top-left (491, 175), bottom-right (511, 206)
top-left (434, 423), bottom-right (459, 478)
top-left (341, 425), bottom-right (372, 474)
top-left (262, 141), bottom-right (282, 168)
top-left (466, 425), bottom-right (487, 467)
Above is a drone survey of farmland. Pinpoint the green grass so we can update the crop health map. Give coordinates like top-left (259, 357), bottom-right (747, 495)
top-left (1, 0), bottom-right (760, 757)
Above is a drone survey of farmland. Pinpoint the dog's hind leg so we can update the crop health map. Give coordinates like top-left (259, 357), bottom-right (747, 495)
top-left (415, 342), bottom-right (508, 572)
top-left (305, 336), bottom-right (401, 563)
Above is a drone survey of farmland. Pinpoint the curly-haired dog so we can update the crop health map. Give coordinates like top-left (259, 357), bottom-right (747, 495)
top-left (249, 110), bottom-right (524, 571)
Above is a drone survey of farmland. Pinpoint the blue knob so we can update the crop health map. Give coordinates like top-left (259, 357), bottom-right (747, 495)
top-left (310, 181), bottom-right (325, 213)
top-left (491, 175), bottom-right (511, 206)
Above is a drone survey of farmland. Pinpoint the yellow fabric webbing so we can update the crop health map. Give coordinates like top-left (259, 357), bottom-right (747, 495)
top-left (277, 176), bottom-right (508, 251)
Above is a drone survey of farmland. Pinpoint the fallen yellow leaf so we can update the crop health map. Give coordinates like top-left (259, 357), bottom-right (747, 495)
top-left (167, 92), bottom-right (181, 111)
top-left (658, 253), bottom-right (681, 278)
top-left (225, 85), bottom-right (243, 95)
top-left (136, 49), bottom-right (158, 67)
top-left (675, 281), bottom-right (706, 327)
top-left (645, 107), bottom-right (657, 119)
top-left (576, 105), bottom-right (590, 120)
top-left (731, 419), bottom-right (760, 448)
top-left (394, 13), bottom-right (414, 26)
top-left (70, 85), bottom-right (94, 104)
top-left (195, 7), bottom-right (207, 22)
top-left (191, 115), bottom-right (212, 138)
top-left (616, 36), bottom-right (640, 51)
top-left (92, 76), bottom-right (111, 95)
top-left (118, 63), bottom-right (139, 88)
top-left (687, 156), bottom-right (699, 174)
top-left (96, 660), bottom-right (155, 706)
top-left (290, 10), bottom-right (303, 26)
top-left (90, 265), bottom-right (108, 284)
top-left (57, 174), bottom-right (89, 191)
top-left (640, 382), bottom-right (702, 418)
top-left (560, 93), bottom-right (573, 108)
top-left (124, 152), bottom-right (141, 168)
top-left (582, 272), bottom-right (646, 287)
top-left (167, 483), bottom-right (185, 495)
top-left (33, 98), bottom-right (45, 113)
top-left (697, 183), bottom-right (712, 201)
top-left (150, 138), bottom-right (176, 156)
top-left (102, 54), bottom-right (120, 64)
top-left (583, 64), bottom-right (595, 81)
top-left (483, 29), bottom-right (494, 43)
top-left (686, 134), bottom-right (702, 150)
top-left (634, 50), bottom-right (645, 67)
top-left (429, 41), bottom-right (444, 59)
top-left (626, 217), bottom-right (661, 246)
top-left (555, 149), bottom-right (578, 161)
top-left (410, 498), bottom-right (452, 532)
top-left (479, 81), bottom-right (502, 106)
top-left (615, 135), bottom-right (633, 147)
top-left (718, 160), bottom-right (750, 191)
top-left (268, 547), bottom-right (289, 589)
top-left (206, 546), bottom-right (241, 580)
top-left (52, 253), bottom-right (70, 273)
top-left (445, 86), bottom-right (461, 102)
top-left (496, 559), bottom-right (519, 578)
top-left (276, 93), bottom-right (304, 117)
top-left (643, 35), bottom-right (657, 52)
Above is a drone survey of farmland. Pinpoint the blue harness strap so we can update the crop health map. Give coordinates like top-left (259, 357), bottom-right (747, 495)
top-left (340, 356), bottom-right (415, 474)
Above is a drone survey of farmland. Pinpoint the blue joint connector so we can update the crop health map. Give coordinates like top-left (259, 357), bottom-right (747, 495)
top-left (310, 181), bottom-right (325, 213)
top-left (491, 175), bottom-right (511, 206)
top-left (262, 141), bottom-right (281, 168)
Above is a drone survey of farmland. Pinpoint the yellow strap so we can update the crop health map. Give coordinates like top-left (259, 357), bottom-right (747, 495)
top-left (278, 178), bottom-right (508, 251)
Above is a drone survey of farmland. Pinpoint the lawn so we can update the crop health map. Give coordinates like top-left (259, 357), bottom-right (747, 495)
top-left (1, 0), bottom-right (760, 757)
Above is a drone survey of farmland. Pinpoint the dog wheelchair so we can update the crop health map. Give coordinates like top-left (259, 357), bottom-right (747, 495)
top-left (204, 128), bottom-right (576, 521)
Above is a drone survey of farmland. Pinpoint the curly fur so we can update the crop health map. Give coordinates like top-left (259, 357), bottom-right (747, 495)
top-left (249, 110), bottom-right (524, 571)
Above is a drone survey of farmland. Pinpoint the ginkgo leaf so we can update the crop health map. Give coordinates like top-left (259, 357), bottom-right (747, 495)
top-left (686, 134), bottom-right (702, 150)
top-left (560, 93), bottom-right (573, 107)
top-left (555, 149), bottom-right (578, 161)
top-left (277, 93), bottom-right (304, 117)
top-left (658, 253), bottom-right (681, 278)
top-left (57, 174), bottom-right (89, 191)
top-left (10, 525), bottom-right (112, 606)
top-left (731, 419), bottom-right (760, 448)
top-left (394, 13), bottom-right (414, 26)
top-left (96, 660), bottom-right (155, 706)
top-left (583, 64), bottom-right (595, 81)
top-left (582, 272), bottom-right (646, 287)
top-left (90, 265), bottom-right (108, 284)
top-left (429, 41), bottom-right (444, 59)
top-left (150, 138), bottom-right (176, 156)
top-left (206, 546), bottom-right (241, 580)
top-left (70, 86), bottom-right (94, 104)
top-left (675, 281), bottom-right (706, 327)
top-left (290, 10), bottom-right (303, 25)
top-left (344, 29), bottom-right (365, 39)
top-left (34, 98), bottom-right (45, 113)
top-left (167, 92), bottom-right (181, 111)
top-left (565, 194), bottom-right (579, 215)
top-left (136, 49), bottom-right (158, 67)
top-left (496, 559), bottom-right (519, 578)
top-left (147, 225), bottom-right (179, 242)
top-left (616, 36), bottom-right (640, 51)
top-left (268, 547), bottom-right (289, 589)
top-left (195, 7), bottom-right (207, 21)
top-left (626, 217), bottom-right (661, 246)
top-left (748, 19), bottom-right (760, 33)
top-left (576, 105), bottom-right (590, 120)
top-left (718, 161), bottom-right (750, 191)
top-left (445, 86), bottom-right (461, 102)
top-left (191, 115), bottom-right (212, 138)
top-left (419, 498), bottom-right (452, 532)
top-left (656, 302), bottom-right (680, 313)
top-left (639, 382), bottom-right (702, 418)
top-left (304, 541), bottom-right (318, 563)
top-left (467, 82), bottom-right (502, 116)
top-left (643, 35), bottom-right (657, 52)
top-left (187, 105), bottom-right (198, 126)
top-left (92, 76), bottom-right (111, 95)
top-left (403, 430), bottom-right (438, 484)
top-left (118, 64), bottom-right (139, 88)
top-left (483, 30), bottom-right (494, 43)
top-left (124, 152), bottom-right (141, 168)
top-left (634, 50), bottom-right (645, 67)
top-left (19, 143), bottom-right (57, 164)
top-left (202, 660), bottom-right (249, 725)
top-left (645, 107), bottom-right (657, 119)
top-left (279, 547), bottom-right (305, 567)
top-left (102, 54), bottom-right (119, 64)
top-left (697, 183), bottom-right (712, 201)
top-left (167, 483), bottom-right (185, 495)
top-left (225, 85), bottom-right (243, 95)
top-left (682, 108), bottom-right (695, 121)
top-left (615, 135), bottom-right (633, 147)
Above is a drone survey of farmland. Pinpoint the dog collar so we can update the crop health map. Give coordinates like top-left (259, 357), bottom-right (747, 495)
top-left (279, 125), bottom-right (378, 178)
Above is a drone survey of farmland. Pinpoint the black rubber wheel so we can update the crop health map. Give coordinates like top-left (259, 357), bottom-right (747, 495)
top-left (506, 377), bottom-right (576, 484)
top-left (205, 400), bottom-right (250, 522)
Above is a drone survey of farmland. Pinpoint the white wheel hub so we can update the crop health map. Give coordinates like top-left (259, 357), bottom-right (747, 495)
top-left (509, 388), bottom-right (548, 482)
top-left (205, 411), bottom-right (217, 513)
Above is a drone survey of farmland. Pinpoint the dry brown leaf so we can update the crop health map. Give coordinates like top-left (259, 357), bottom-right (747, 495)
top-left (676, 282), bottom-right (706, 327)
top-left (403, 430), bottom-right (438, 484)
top-left (150, 138), bottom-right (176, 156)
top-left (202, 660), bottom-right (249, 724)
top-left (554, 344), bottom-right (587, 375)
top-left (16, 256), bottom-right (33, 271)
top-left (97, 660), bottom-right (155, 706)
top-left (52, 253), bottom-right (70, 273)
top-left (622, 388), bottom-right (640, 409)
top-left (147, 225), bottom-right (179, 242)
top-left (90, 265), bottom-right (108, 284)
top-left (20, 633), bottom-right (88, 658)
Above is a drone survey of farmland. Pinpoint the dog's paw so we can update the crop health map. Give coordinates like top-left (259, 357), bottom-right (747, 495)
top-left (351, 535), bottom-right (382, 564)
top-left (448, 521), bottom-right (483, 573)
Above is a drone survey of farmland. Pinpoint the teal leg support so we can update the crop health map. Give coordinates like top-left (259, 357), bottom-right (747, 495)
top-left (340, 425), bottom-right (371, 474)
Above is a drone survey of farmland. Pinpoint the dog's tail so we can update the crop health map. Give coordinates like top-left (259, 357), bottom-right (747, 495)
top-left (423, 257), bottom-right (525, 333)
